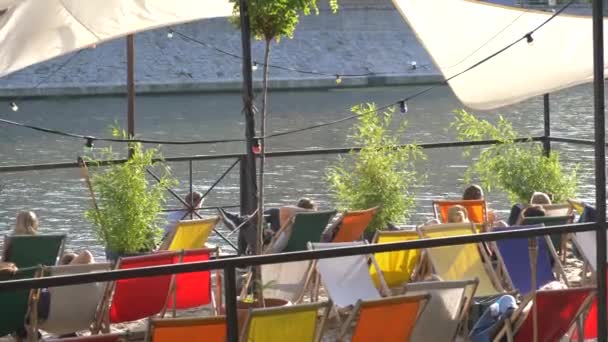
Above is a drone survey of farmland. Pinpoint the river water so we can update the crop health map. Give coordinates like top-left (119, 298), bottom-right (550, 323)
top-left (0, 85), bottom-right (599, 257)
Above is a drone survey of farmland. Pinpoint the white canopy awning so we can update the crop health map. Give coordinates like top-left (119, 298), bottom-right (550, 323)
top-left (392, 0), bottom-right (608, 110)
top-left (0, 0), bottom-right (232, 78)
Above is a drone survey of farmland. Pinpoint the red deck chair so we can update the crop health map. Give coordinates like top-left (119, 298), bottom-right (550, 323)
top-left (494, 288), bottom-right (594, 342)
top-left (572, 271), bottom-right (608, 340)
top-left (96, 252), bottom-right (178, 330)
top-left (164, 248), bottom-right (220, 316)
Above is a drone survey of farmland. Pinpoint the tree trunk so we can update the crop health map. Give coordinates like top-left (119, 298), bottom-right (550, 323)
top-left (255, 38), bottom-right (271, 305)
top-left (257, 39), bottom-right (271, 255)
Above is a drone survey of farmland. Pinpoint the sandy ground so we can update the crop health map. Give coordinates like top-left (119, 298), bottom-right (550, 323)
top-left (0, 244), bottom-right (595, 341)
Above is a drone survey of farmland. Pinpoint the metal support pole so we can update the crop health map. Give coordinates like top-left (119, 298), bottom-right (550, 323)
top-left (239, 0), bottom-right (258, 219)
top-left (189, 160), bottom-right (193, 220)
top-left (126, 34), bottom-right (136, 158)
top-left (224, 265), bottom-right (239, 342)
top-left (592, 0), bottom-right (607, 340)
top-left (543, 94), bottom-right (551, 157)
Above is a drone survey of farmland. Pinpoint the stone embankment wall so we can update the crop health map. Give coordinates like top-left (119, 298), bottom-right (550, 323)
top-left (0, 0), bottom-right (443, 97)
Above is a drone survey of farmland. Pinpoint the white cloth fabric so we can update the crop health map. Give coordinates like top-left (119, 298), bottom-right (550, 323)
top-left (0, 0), bottom-right (232, 78)
top-left (39, 263), bottom-right (111, 335)
top-left (404, 280), bottom-right (472, 342)
top-left (574, 230), bottom-right (608, 272)
top-left (392, 0), bottom-right (608, 110)
top-left (261, 261), bottom-right (311, 303)
top-left (310, 242), bottom-right (381, 308)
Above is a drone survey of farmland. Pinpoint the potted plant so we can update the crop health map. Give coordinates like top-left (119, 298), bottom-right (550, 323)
top-left (84, 129), bottom-right (176, 260)
top-left (236, 280), bottom-right (289, 333)
top-left (326, 103), bottom-right (426, 239)
top-left (451, 109), bottom-right (578, 204)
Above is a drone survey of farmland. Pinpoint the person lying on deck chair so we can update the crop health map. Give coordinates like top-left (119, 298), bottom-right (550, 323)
top-left (220, 198), bottom-right (317, 254)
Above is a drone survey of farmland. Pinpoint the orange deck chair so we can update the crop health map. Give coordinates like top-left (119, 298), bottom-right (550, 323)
top-left (433, 199), bottom-right (488, 230)
top-left (337, 294), bottom-right (429, 342)
top-left (148, 316), bottom-right (226, 342)
top-left (493, 288), bottom-right (594, 342)
top-left (95, 252), bottom-right (177, 332)
top-left (332, 207), bottom-right (378, 243)
top-left (164, 248), bottom-right (221, 317)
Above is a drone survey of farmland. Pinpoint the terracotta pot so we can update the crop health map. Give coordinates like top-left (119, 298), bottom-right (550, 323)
top-left (236, 298), bottom-right (290, 334)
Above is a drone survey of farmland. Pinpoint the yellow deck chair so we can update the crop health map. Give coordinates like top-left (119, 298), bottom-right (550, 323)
top-left (417, 222), bottom-right (505, 297)
top-left (165, 217), bottom-right (220, 251)
top-left (370, 230), bottom-right (421, 288)
top-left (239, 301), bottom-right (331, 342)
top-left (148, 316), bottom-right (226, 342)
top-left (568, 199), bottom-right (585, 215)
top-left (337, 294), bottom-right (429, 342)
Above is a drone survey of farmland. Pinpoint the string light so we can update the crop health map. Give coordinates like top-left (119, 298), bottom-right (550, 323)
top-left (9, 102), bottom-right (18, 112)
top-left (167, 30), bottom-right (174, 39)
top-left (399, 100), bottom-right (408, 114)
top-left (252, 61), bottom-right (258, 71)
top-left (410, 61), bottom-right (417, 70)
top-left (525, 33), bottom-right (534, 44)
top-left (335, 74), bottom-right (342, 84)
top-left (85, 137), bottom-right (94, 149)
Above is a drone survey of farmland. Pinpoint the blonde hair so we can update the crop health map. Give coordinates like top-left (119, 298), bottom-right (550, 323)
top-left (530, 192), bottom-right (552, 205)
top-left (14, 211), bottom-right (38, 235)
top-left (447, 205), bottom-right (469, 223)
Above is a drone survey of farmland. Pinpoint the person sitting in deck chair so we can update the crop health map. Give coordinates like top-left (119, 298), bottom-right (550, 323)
top-left (220, 198), bottom-right (317, 254)
top-left (447, 205), bottom-right (469, 223)
top-left (462, 184), bottom-right (505, 227)
top-left (161, 191), bottom-right (204, 245)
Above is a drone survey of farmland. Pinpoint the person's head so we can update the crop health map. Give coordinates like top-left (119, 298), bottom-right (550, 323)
top-left (296, 198), bottom-right (316, 210)
top-left (185, 191), bottom-right (204, 209)
top-left (14, 211), bottom-right (38, 235)
top-left (462, 184), bottom-right (484, 201)
top-left (530, 192), bottom-right (552, 205)
top-left (447, 205), bottom-right (469, 223)
top-left (523, 205), bottom-right (546, 217)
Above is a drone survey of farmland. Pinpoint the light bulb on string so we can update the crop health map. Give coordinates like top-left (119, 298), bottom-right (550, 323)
top-left (9, 101), bottom-right (18, 112)
top-left (399, 100), bottom-right (408, 114)
top-left (525, 33), bottom-right (534, 44)
top-left (85, 137), bottom-right (94, 149)
top-left (335, 74), bottom-right (342, 85)
top-left (167, 30), bottom-right (174, 39)
top-left (410, 61), bottom-right (417, 70)
top-left (252, 61), bottom-right (258, 71)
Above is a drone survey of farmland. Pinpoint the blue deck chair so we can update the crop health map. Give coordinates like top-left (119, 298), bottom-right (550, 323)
top-left (493, 225), bottom-right (568, 295)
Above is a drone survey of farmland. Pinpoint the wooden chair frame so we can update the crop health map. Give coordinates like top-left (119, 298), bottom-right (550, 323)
top-left (330, 206), bottom-right (379, 243)
top-left (491, 234), bottom-right (569, 293)
top-left (146, 315), bottom-right (226, 342)
top-left (336, 294), bottom-right (430, 342)
top-left (417, 222), bottom-right (506, 296)
top-left (371, 229), bottom-right (425, 284)
top-left (492, 288), bottom-right (595, 342)
top-left (403, 279), bottom-right (480, 342)
top-left (94, 249), bottom-right (221, 333)
top-left (239, 301), bottom-right (332, 342)
top-left (432, 199), bottom-right (489, 231)
top-left (159, 216), bottom-right (220, 251)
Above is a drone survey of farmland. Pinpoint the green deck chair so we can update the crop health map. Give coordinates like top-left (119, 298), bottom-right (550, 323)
top-left (4, 234), bottom-right (66, 268)
top-left (0, 267), bottom-right (39, 337)
top-left (283, 210), bottom-right (337, 252)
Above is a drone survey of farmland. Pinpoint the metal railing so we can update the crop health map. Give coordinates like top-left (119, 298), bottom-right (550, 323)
top-left (0, 222), bottom-right (599, 341)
